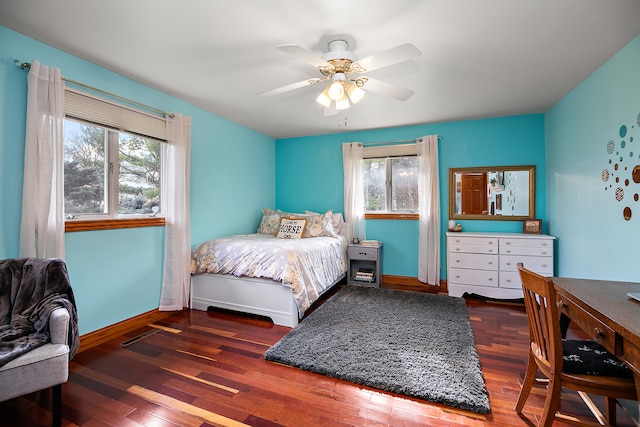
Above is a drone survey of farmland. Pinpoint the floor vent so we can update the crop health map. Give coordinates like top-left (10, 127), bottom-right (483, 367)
top-left (120, 328), bottom-right (160, 347)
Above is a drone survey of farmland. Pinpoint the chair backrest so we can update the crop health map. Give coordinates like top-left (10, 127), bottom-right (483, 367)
top-left (517, 263), bottom-right (563, 375)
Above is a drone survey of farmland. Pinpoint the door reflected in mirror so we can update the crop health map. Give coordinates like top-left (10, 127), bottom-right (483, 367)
top-left (449, 165), bottom-right (535, 221)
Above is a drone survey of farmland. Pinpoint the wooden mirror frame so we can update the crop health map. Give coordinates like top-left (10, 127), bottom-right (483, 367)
top-left (448, 165), bottom-right (536, 221)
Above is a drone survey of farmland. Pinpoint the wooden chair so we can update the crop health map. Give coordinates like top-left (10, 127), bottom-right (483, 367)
top-left (515, 263), bottom-right (637, 427)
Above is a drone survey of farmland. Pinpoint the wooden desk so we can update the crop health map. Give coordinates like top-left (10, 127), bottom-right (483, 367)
top-left (553, 277), bottom-right (640, 404)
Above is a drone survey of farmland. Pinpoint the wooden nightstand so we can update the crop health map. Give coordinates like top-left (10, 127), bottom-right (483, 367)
top-left (347, 242), bottom-right (382, 288)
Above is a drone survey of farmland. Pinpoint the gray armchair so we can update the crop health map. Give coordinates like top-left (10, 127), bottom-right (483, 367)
top-left (0, 258), bottom-right (79, 427)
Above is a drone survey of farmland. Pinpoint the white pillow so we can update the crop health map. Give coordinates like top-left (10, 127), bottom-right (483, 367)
top-left (306, 210), bottom-right (343, 234)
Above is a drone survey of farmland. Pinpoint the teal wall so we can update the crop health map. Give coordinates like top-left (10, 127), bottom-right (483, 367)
top-left (4, 23), bottom-right (635, 334)
top-left (0, 26), bottom-right (275, 334)
top-left (276, 114), bottom-right (546, 279)
top-left (545, 35), bottom-right (640, 281)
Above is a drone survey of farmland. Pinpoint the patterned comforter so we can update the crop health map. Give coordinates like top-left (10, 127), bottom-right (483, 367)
top-left (191, 234), bottom-right (348, 314)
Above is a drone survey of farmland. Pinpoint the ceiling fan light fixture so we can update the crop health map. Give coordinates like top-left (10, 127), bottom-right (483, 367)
top-left (335, 94), bottom-right (350, 111)
top-left (316, 86), bottom-right (332, 108)
top-left (346, 82), bottom-right (365, 104)
top-left (327, 77), bottom-right (344, 101)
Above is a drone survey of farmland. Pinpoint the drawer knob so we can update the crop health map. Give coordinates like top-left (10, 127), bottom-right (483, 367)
top-left (506, 262), bottom-right (511, 266)
top-left (594, 328), bottom-right (605, 338)
top-left (488, 249), bottom-right (493, 253)
top-left (488, 278), bottom-right (493, 281)
top-left (455, 275), bottom-right (460, 279)
top-left (359, 252), bottom-right (367, 255)
top-left (506, 242), bottom-right (511, 245)
top-left (488, 261), bottom-right (493, 265)
top-left (559, 300), bottom-right (568, 309)
top-left (506, 250), bottom-right (511, 253)
top-left (541, 251), bottom-right (547, 255)
top-left (456, 260), bottom-right (460, 263)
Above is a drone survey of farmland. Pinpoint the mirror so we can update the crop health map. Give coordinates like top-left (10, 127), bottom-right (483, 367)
top-left (449, 165), bottom-right (535, 221)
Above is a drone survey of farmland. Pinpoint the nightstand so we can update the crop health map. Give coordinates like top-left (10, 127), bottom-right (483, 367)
top-left (347, 242), bottom-right (382, 287)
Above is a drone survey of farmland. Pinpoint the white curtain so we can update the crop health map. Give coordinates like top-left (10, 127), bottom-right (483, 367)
top-left (417, 135), bottom-right (440, 285)
top-left (342, 142), bottom-right (366, 241)
top-left (159, 113), bottom-right (192, 311)
top-left (19, 60), bottom-right (66, 259)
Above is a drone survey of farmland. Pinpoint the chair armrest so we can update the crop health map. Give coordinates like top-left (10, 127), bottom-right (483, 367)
top-left (49, 307), bottom-right (70, 345)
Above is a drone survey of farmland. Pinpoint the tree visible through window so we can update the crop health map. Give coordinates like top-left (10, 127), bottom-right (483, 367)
top-left (63, 119), bottom-right (161, 217)
top-left (363, 156), bottom-right (418, 213)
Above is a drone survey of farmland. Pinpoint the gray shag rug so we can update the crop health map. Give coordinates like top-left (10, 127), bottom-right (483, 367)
top-left (264, 286), bottom-right (490, 414)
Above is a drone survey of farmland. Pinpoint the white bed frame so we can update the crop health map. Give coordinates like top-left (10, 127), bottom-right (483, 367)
top-left (190, 223), bottom-right (350, 328)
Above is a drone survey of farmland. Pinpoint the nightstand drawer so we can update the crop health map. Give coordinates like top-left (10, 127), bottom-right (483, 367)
top-left (348, 246), bottom-right (378, 260)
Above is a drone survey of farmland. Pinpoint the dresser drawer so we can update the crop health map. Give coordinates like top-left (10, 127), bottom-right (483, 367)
top-left (448, 243), bottom-right (498, 255)
top-left (557, 293), bottom-right (616, 351)
top-left (500, 255), bottom-right (553, 274)
top-left (501, 238), bottom-right (553, 249)
top-left (499, 271), bottom-right (522, 289)
top-left (499, 245), bottom-right (553, 256)
top-left (449, 253), bottom-right (498, 271)
top-left (448, 236), bottom-right (498, 248)
top-left (348, 246), bottom-right (378, 261)
top-left (449, 268), bottom-right (499, 287)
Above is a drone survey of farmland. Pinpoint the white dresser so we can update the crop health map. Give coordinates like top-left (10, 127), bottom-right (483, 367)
top-left (447, 232), bottom-right (555, 299)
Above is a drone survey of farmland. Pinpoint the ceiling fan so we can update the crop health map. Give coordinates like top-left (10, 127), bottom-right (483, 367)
top-left (259, 39), bottom-right (421, 115)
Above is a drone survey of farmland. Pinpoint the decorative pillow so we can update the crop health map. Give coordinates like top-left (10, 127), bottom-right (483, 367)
top-left (304, 210), bottom-right (338, 237)
top-left (298, 210), bottom-right (336, 237)
top-left (259, 208), bottom-right (337, 238)
top-left (257, 208), bottom-right (284, 235)
top-left (276, 218), bottom-right (306, 239)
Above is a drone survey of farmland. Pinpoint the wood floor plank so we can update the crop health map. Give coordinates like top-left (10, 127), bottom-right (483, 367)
top-left (128, 385), bottom-right (249, 427)
top-left (1, 290), bottom-right (637, 426)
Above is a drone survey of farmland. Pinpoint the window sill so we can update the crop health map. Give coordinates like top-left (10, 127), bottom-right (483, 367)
top-left (365, 213), bottom-right (418, 220)
top-left (65, 217), bottom-right (165, 232)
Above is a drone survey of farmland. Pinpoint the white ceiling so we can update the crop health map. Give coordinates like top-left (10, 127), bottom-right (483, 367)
top-left (1, 0), bottom-right (640, 139)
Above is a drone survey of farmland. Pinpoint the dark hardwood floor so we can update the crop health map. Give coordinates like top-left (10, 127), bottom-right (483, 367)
top-left (1, 285), bottom-right (637, 426)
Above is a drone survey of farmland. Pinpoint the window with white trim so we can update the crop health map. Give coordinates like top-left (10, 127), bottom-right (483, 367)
top-left (63, 88), bottom-right (165, 219)
top-left (363, 144), bottom-right (419, 214)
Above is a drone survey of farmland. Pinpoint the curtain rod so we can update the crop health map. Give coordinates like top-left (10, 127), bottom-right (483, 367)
top-left (15, 60), bottom-right (174, 119)
top-left (345, 136), bottom-right (443, 147)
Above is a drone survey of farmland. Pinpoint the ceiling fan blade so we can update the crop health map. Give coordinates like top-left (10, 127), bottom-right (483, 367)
top-left (258, 77), bottom-right (325, 96)
top-left (277, 44), bottom-right (332, 69)
top-left (362, 77), bottom-right (414, 101)
top-left (352, 43), bottom-right (421, 73)
top-left (324, 104), bottom-right (338, 116)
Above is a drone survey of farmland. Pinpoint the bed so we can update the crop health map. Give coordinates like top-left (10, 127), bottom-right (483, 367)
top-left (190, 209), bottom-right (349, 327)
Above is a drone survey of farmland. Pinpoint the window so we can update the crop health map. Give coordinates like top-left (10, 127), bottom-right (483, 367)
top-left (63, 88), bottom-right (166, 220)
top-left (364, 156), bottom-right (419, 213)
top-left (362, 144), bottom-right (419, 214)
top-left (63, 120), bottom-right (161, 217)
